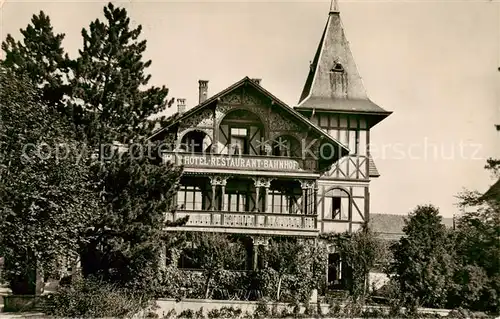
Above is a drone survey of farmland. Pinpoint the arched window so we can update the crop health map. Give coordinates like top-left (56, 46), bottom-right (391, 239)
top-left (272, 135), bottom-right (301, 158)
top-left (323, 188), bottom-right (350, 220)
top-left (180, 130), bottom-right (211, 153)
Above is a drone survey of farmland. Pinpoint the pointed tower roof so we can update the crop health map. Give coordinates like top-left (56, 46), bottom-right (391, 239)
top-left (296, 6), bottom-right (391, 126)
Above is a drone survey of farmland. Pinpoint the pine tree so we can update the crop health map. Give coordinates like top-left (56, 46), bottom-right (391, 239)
top-left (70, 3), bottom-right (183, 293)
top-left (1, 11), bottom-right (71, 112)
top-left (81, 144), bottom-right (184, 293)
top-left (70, 2), bottom-right (174, 146)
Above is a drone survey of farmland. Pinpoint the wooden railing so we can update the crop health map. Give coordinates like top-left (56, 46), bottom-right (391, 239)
top-left (166, 210), bottom-right (317, 231)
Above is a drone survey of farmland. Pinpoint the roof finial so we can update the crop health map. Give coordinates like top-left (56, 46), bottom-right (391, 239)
top-left (330, 0), bottom-right (339, 13)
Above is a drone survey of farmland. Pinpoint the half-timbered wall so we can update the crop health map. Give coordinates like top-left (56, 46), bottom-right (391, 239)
top-left (310, 113), bottom-right (370, 181)
top-left (316, 182), bottom-right (368, 233)
top-left (309, 112), bottom-right (371, 233)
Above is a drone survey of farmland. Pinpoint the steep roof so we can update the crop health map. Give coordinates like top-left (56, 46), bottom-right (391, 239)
top-left (481, 178), bottom-right (500, 202)
top-left (296, 10), bottom-right (391, 126)
top-left (369, 213), bottom-right (455, 241)
top-left (368, 156), bottom-right (380, 178)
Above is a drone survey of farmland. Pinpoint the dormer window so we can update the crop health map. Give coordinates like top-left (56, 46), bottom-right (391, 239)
top-left (331, 62), bottom-right (344, 73)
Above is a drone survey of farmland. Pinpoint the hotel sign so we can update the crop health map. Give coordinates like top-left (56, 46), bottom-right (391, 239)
top-left (163, 153), bottom-right (302, 171)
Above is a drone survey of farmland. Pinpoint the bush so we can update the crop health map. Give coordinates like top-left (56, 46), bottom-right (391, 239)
top-left (254, 299), bottom-right (270, 318)
top-left (207, 306), bottom-right (242, 318)
top-left (161, 309), bottom-right (177, 319)
top-left (46, 276), bottom-right (150, 318)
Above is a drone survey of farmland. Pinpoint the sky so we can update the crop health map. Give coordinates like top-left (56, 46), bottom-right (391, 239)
top-left (1, 0), bottom-right (499, 218)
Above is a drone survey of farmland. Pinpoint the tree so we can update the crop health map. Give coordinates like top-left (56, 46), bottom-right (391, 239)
top-left (69, 2), bottom-right (174, 146)
top-left (184, 233), bottom-right (246, 299)
top-left (265, 239), bottom-right (303, 301)
top-left (1, 3), bottom-right (184, 297)
top-left (388, 205), bottom-right (456, 311)
top-left (80, 143), bottom-right (184, 294)
top-left (326, 224), bottom-right (388, 301)
top-left (69, 3), bottom-right (184, 293)
top-left (0, 67), bottom-right (96, 294)
top-left (1, 11), bottom-right (71, 112)
top-left (452, 169), bottom-right (500, 312)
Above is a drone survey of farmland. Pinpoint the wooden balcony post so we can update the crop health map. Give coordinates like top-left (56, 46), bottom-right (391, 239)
top-left (255, 187), bottom-right (261, 212)
top-left (211, 183), bottom-right (217, 211)
top-left (209, 176), bottom-right (218, 211)
top-left (263, 179), bottom-right (271, 226)
top-left (300, 180), bottom-right (315, 228)
top-left (220, 177), bottom-right (227, 225)
top-left (252, 177), bottom-right (262, 218)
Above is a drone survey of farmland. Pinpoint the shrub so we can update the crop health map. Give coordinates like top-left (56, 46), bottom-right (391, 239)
top-left (327, 298), bottom-right (342, 317)
top-left (46, 276), bottom-right (150, 318)
top-left (178, 309), bottom-right (195, 319)
top-left (161, 309), bottom-right (177, 319)
top-left (254, 299), bottom-right (270, 318)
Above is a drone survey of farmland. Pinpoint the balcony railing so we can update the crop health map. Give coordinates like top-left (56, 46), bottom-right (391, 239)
top-left (165, 210), bottom-right (318, 235)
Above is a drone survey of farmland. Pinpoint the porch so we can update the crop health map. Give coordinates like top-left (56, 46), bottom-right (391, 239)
top-left (165, 175), bottom-right (318, 237)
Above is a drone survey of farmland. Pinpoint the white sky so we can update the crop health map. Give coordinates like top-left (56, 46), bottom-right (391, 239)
top-left (1, 0), bottom-right (499, 217)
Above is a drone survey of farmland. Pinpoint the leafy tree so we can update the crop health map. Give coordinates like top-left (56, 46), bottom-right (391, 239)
top-left (1, 3), bottom-right (184, 298)
top-left (326, 224), bottom-right (388, 301)
top-left (1, 11), bottom-right (71, 112)
top-left (452, 173), bottom-right (500, 312)
top-left (388, 205), bottom-right (456, 311)
top-left (485, 157), bottom-right (500, 179)
top-left (265, 239), bottom-right (302, 301)
top-left (261, 238), bottom-right (327, 303)
top-left (183, 233), bottom-right (246, 298)
top-left (0, 67), bottom-right (96, 294)
top-left (69, 2), bottom-right (174, 146)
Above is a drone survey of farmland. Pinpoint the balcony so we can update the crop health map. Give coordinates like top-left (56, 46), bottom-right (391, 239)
top-left (165, 210), bottom-right (319, 237)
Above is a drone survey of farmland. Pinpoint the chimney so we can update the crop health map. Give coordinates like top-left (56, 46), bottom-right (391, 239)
top-left (250, 78), bottom-right (262, 85)
top-left (177, 98), bottom-right (186, 114)
top-left (198, 80), bottom-right (208, 104)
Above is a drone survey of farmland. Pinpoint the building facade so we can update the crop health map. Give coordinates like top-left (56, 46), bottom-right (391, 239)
top-left (151, 7), bottom-right (392, 285)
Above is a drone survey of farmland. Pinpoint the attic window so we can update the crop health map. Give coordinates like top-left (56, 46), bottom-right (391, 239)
top-left (331, 62), bottom-right (344, 73)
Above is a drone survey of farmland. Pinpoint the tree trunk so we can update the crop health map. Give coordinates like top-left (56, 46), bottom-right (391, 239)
top-left (363, 272), bottom-right (368, 298)
top-left (277, 275), bottom-right (282, 301)
top-left (204, 272), bottom-right (212, 299)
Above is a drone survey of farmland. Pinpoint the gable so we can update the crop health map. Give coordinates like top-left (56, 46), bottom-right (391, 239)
top-left (150, 77), bottom-right (350, 170)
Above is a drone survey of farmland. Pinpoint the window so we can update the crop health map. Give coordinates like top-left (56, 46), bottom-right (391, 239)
top-left (225, 192), bottom-right (247, 212)
top-left (348, 130), bottom-right (359, 155)
top-left (180, 130), bottom-right (211, 153)
top-left (323, 189), bottom-right (349, 220)
top-left (177, 185), bottom-right (203, 210)
top-left (358, 130), bottom-right (366, 156)
top-left (230, 128), bottom-right (248, 155)
top-left (267, 191), bottom-right (290, 214)
top-left (267, 191), bottom-right (301, 214)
